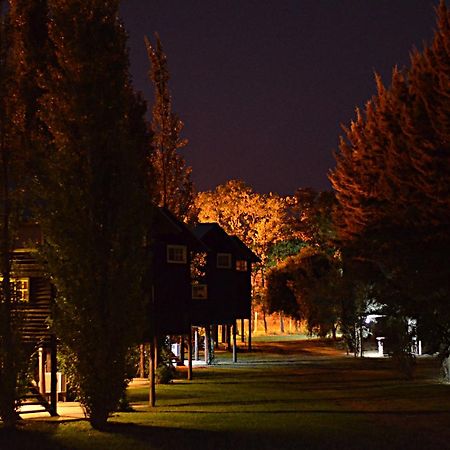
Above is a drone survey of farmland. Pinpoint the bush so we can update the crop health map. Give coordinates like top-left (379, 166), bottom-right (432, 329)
top-left (155, 364), bottom-right (176, 384)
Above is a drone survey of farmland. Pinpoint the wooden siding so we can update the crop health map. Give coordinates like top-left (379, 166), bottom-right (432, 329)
top-left (12, 251), bottom-right (53, 345)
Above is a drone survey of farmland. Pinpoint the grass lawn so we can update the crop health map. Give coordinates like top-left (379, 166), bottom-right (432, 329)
top-left (1, 339), bottom-right (450, 450)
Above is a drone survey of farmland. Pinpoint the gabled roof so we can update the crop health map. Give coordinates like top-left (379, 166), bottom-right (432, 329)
top-left (193, 223), bottom-right (259, 262)
top-left (152, 207), bottom-right (207, 251)
top-left (229, 236), bottom-right (260, 263)
top-left (192, 223), bottom-right (237, 253)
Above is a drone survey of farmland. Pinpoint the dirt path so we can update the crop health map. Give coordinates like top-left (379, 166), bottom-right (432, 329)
top-left (250, 338), bottom-right (346, 357)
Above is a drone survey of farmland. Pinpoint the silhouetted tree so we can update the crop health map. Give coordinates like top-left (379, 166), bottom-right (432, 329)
top-left (146, 34), bottom-right (196, 223)
top-left (266, 247), bottom-right (342, 338)
top-left (330, 1), bottom-right (450, 374)
top-left (0, 0), bottom-right (50, 428)
top-left (35, 0), bottom-right (149, 429)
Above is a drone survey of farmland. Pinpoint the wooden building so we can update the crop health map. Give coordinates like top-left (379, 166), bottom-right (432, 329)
top-left (11, 224), bottom-right (59, 416)
top-left (229, 235), bottom-right (259, 323)
top-left (191, 223), bottom-right (258, 327)
top-left (148, 207), bottom-right (205, 338)
top-left (145, 208), bottom-right (207, 404)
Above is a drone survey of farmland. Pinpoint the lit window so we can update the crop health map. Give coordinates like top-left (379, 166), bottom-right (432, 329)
top-left (167, 245), bottom-right (187, 264)
top-left (0, 277), bottom-right (29, 302)
top-left (217, 253), bottom-right (232, 269)
top-left (236, 260), bottom-right (248, 272)
top-left (192, 284), bottom-right (208, 299)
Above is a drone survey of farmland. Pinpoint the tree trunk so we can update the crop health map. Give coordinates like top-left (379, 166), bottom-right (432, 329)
top-left (149, 337), bottom-right (156, 407)
top-left (139, 344), bottom-right (145, 378)
top-left (359, 317), bottom-right (364, 358)
top-left (332, 325), bottom-right (337, 341)
top-left (279, 312), bottom-right (285, 333)
top-left (90, 409), bottom-right (110, 430)
top-left (442, 352), bottom-right (450, 382)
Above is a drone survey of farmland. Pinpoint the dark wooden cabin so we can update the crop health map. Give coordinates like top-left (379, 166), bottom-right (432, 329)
top-left (148, 208), bottom-right (205, 337)
top-left (13, 224), bottom-right (52, 347)
top-left (190, 223), bottom-right (259, 327)
top-left (11, 224), bottom-right (59, 416)
top-left (229, 235), bottom-right (259, 322)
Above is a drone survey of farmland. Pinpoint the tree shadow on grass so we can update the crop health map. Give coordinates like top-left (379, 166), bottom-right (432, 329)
top-left (0, 422), bottom-right (65, 450)
top-left (97, 421), bottom-right (316, 450)
top-left (91, 418), bottom-right (450, 450)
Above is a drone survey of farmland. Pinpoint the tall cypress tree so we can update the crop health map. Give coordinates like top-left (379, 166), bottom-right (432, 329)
top-left (0, 0), bottom-right (48, 428)
top-left (146, 34), bottom-right (196, 223)
top-left (0, 0), bottom-right (20, 428)
top-left (330, 1), bottom-right (450, 368)
top-left (36, 0), bottom-right (149, 428)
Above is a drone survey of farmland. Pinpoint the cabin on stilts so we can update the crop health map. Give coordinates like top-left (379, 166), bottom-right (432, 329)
top-left (10, 223), bottom-right (60, 417)
top-left (143, 207), bottom-right (205, 405)
top-left (191, 223), bottom-right (259, 363)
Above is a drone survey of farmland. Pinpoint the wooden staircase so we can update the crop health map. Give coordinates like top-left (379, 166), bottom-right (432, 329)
top-left (17, 384), bottom-right (57, 417)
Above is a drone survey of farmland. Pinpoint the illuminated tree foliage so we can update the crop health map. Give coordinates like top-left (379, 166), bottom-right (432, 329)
top-left (287, 188), bottom-right (337, 247)
top-left (35, 0), bottom-right (149, 429)
top-left (265, 188), bottom-right (342, 332)
top-left (266, 247), bottom-right (342, 338)
top-left (196, 180), bottom-right (288, 329)
top-left (0, 0), bottom-right (49, 428)
top-left (146, 34), bottom-right (196, 223)
top-left (196, 180), bottom-right (287, 264)
top-left (330, 2), bottom-right (450, 366)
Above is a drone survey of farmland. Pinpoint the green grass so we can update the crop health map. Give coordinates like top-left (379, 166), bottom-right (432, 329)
top-left (1, 340), bottom-right (450, 450)
top-left (251, 333), bottom-right (311, 342)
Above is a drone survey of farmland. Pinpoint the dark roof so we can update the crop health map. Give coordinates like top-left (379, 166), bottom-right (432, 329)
top-left (193, 223), bottom-right (259, 262)
top-left (192, 223), bottom-right (237, 253)
top-left (230, 236), bottom-right (260, 263)
top-left (153, 207), bottom-right (207, 251)
top-left (191, 223), bottom-right (219, 240)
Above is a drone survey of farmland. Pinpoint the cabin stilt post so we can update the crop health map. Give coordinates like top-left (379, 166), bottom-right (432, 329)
top-left (187, 327), bottom-right (193, 380)
top-left (232, 321), bottom-right (237, 363)
top-left (179, 335), bottom-right (185, 366)
top-left (38, 346), bottom-right (46, 395)
top-left (204, 325), bottom-right (210, 364)
top-left (194, 328), bottom-right (199, 360)
top-left (149, 337), bottom-right (156, 407)
top-left (248, 315), bottom-right (252, 352)
top-left (50, 335), bottom-right (58, 416)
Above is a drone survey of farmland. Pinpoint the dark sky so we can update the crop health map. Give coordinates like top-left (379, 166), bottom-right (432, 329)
top-left (120, 1), bottom-right (441, 195)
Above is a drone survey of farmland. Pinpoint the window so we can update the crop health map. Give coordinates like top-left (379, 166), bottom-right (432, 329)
top-left (236, 260), bottom-right (248, 272)
top-left (192, 284), bottom-right (208, 299)
top-left (167, 245), bottom-right (187, 264)
top-left (216, 253), bottom-right (232, 269)
top-left (0, 277), bottom-right (29, 302)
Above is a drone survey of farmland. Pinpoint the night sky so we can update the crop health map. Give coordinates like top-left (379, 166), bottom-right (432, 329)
top-left (120, 1), bottom-right (441, 195)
